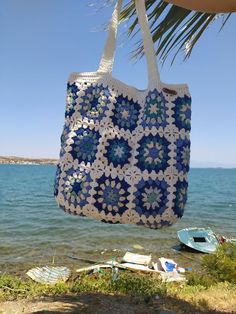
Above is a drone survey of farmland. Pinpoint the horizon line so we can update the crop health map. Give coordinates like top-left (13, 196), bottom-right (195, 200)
top-left (0, 155), bottom-right (236, 169)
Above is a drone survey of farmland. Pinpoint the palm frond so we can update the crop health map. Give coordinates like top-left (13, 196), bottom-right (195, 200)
top-left (120, 0), bottom-right (231, 64)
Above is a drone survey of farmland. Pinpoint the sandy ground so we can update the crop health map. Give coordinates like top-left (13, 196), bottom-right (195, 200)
top-left (1, 293), bottom-right (235, 314)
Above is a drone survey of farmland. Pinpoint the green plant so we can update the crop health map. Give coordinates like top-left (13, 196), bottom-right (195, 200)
top-left (111, 272), bottom-right (167, 296)
top-left (120, 0), bottom-right (231, 64)
top-left (202, 243), bottom-right (236, 283)
top-left (186, 271), bottom-right (217, 288)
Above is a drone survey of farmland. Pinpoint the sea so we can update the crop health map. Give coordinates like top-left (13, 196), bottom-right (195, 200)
top-left (0, 164), bottom-right (235, 274)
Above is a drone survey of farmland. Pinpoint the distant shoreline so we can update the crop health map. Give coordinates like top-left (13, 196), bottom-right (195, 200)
top-left (0, 156), bottom-right (58, 165)
top-left (0, 156), bottom-right (235, 168)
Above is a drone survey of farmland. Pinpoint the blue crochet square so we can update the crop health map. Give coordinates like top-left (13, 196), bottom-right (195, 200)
top-left (78, 84), bottom-right (112, 122)
top-left (65, 83), bottom-right (79, 118)
top-left (175, 137), bottom-right (191, 173)
top-left (104, 137), bottom-right (132, 167)
top-left (93, 175), bottom-right (130, 216)
top-left (136, 134), bottom-right (170, 172)
top-left (141, 89), bottom-right (168, 128)
top-left (61, 167), bottom-right (92, 210)
top-left (173, 179), bottom-right (188, 218)
top-left (111, 95), bottom-right (141, 132)
top-left (70, 127), bottom-right (100, 164)
top-left (134, 178), bottom-right (170, 217)
top-left (172, 95), bottom-right (191, 131)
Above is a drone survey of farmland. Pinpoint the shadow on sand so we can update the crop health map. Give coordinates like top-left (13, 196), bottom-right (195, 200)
top-left (32, 293), bottom-right (232, 314)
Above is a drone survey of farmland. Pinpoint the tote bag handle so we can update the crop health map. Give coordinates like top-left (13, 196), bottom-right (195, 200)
top-left (98, 0), bottom-right (161, 90)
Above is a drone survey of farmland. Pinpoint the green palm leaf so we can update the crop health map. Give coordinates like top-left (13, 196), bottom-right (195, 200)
top-left (119, 0), bottom-right (231, 64)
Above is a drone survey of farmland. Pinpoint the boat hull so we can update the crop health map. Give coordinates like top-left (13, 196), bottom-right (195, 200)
top-left (177, 228), bottom-right (219, 254)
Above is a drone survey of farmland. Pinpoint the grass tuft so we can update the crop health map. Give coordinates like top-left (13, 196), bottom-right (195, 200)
top-left (202, 243), bottom-right (236, 283)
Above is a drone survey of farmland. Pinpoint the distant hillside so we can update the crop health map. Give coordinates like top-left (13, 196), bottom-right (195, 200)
top-left (1, 156), bottom-right (235, 168)
top-left (0, 156), bottom-right (58, 165)
top-left (191, 160), bottom-right (236, 169)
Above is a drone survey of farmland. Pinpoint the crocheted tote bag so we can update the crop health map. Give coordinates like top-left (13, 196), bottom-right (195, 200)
top-left (54, 0), bottom-right (191, 229)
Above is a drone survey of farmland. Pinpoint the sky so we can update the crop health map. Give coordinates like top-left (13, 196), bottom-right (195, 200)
top-left (1, 0), bottom-right (236, 167)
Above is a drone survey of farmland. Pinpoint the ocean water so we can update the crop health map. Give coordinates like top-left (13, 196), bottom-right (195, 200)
top-left (0, 165), bottom-right (235, 273)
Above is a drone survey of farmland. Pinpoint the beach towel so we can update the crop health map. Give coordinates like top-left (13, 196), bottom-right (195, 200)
top-left (54, 0), bottom-right (191, 229)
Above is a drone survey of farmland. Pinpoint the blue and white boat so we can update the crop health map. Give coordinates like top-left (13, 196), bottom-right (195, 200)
top-left (177, 227), bottom-right (219, 254)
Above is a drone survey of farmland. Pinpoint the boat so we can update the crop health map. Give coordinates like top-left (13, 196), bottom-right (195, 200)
top-left (27, 266), bottom-right (71, 285)
top-left (177, 227), bottom-right (219, 253)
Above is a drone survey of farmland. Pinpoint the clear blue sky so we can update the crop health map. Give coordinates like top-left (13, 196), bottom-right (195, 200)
top-left (1, 0), bottom-right (236, 167)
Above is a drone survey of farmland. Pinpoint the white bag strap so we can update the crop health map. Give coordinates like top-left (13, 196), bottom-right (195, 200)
top-left (98, 0), bottom-right (160, 90)
top-left (97, 0), bottom-right (123, 75)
